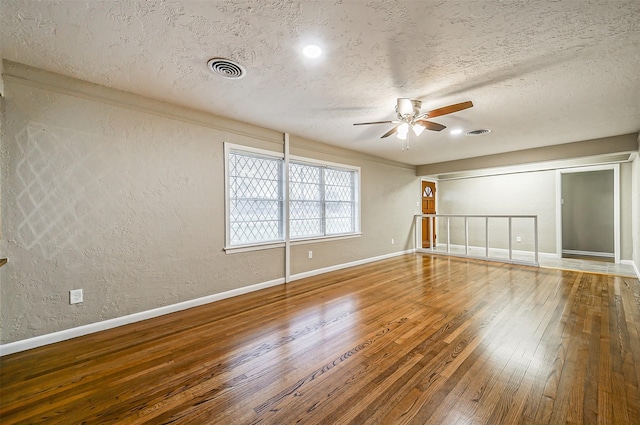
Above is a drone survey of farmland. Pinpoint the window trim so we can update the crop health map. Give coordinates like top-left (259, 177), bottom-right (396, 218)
top-left (289, 156), bottom-right (361, 240)
top-left (224, 144), bottom-right (361, 253)
top-left (224, 143), bottom-right (285, 251)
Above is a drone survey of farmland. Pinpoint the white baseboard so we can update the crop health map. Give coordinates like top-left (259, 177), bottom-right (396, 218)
top-left (422, 243), bottom-right (556, 262)
top-left (562, 249), bottom-right (615, 258)
top-left (0, 249), bottom-right (416, 356)
top-left (289, 249), bottom-right (415, 282)
top-left (0, 277), bottom-right (285, 357)
top-left (621, 260), bottom-right (640, 280)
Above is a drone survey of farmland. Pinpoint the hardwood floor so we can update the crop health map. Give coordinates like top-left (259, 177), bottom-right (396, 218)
top-left (2, 254), bottom-right (640, 424)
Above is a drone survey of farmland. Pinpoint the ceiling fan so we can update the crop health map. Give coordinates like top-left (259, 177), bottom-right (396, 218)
top-left (354, 98), bottom-right (473, 148)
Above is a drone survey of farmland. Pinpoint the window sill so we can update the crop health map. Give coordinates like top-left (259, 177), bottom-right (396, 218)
top-left (224, 242), bottom-right (285, 254)
top-left (290, 233), bottom-right (362, 245)
top-left (224, 233), bottom-right (362, 254)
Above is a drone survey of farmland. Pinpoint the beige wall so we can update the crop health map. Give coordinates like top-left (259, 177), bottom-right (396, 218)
top-left (621, 162), bottom-right (634, 262)
top-left (0, 63), bottom-right (419, 344)
top-left (436, 165), bottom-right (635, 260)
top-left (633, 152), bottom-right (640, 272)
top-left (436, 170), bottom-right (557, 254)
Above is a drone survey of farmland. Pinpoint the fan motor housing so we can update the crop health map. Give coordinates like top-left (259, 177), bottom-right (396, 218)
top-left (397, 98), bottom-right (420, 117)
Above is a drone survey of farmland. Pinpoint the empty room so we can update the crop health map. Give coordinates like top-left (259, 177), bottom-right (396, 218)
top-left (1, 1), bottom-right (640, 424)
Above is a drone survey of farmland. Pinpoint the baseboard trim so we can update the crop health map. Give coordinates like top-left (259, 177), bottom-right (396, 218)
top-left (621, 260), bottom-right (640, 280)
top-left (562, 249), bottom-right (615, 258)
top-left (422, 243), bottom-right (556, 263)
top-left (289, 249), bottom-right (415, 282)
top-left (0, 277), bottom-right (285, 357)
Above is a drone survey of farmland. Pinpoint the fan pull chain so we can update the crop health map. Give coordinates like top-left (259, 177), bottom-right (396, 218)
top-left (402, 137), bottom-right (409, 151)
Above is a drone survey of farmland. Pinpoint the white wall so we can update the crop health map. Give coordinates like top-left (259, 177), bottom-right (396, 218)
top-left (0, 62), bottom-right (419, 344)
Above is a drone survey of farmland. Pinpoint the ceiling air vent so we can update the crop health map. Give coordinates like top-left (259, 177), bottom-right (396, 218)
top-left (207, 58), bottom-right (246, 79)
top-left (466, 129), bottom-right (491, 136)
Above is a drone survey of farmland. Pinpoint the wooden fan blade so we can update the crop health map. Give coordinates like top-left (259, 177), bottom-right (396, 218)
top-left (425, 101), bottom-right (473, 118)
top-left (415, 120), bottom-right (446, 132)
top-left (353, 120), bottom-right (394, 126)
top-left (381, 125), bottom-right (399, 138)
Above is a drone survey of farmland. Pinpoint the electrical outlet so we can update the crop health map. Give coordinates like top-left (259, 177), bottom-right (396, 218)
top-left (308, 250), bottom-right (313, 259)
top-left (70, 289), bottom-right (83, 304)
top-left (391, 238), bottom-right (395, 245)
top-left (516, 236), bottom-right (522, 243)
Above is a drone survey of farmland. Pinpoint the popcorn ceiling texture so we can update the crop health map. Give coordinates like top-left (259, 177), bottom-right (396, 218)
top-left (0, 65), bottom-right (419, 344)
top-left (0, 1), bottom-right (638, 166)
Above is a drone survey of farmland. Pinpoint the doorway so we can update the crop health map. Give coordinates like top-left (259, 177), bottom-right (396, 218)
top-left (422, 180), bottom-right (436, 248)
top-left (557, 165), bottom-right (619, 263)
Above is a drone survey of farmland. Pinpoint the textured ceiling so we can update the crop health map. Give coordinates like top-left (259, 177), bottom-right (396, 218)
top-left (1, 0), bottom-right (639, 166)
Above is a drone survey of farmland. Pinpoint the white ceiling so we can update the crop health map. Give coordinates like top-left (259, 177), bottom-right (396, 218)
top-left (1, 0), bottom-right (639, 166)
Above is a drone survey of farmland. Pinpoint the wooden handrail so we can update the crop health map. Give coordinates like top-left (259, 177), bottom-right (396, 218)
top-left (0, 258), bottom-right (7, 267)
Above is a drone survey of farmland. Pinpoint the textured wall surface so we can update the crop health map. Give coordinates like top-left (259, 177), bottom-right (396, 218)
top-left (437, 170), bottom-right (558, 254)
top-left (620, 163), bottom-right (633, 260)
top-left (633, 154), bottom-right (640, 272)
top-left (0, 64), bottom-right (420, 344)
top-left (437, 166), bottom-right (635, 259)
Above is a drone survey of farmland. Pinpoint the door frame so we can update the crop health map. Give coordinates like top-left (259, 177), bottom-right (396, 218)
top-left (555, 164), bottom-right (620, 263)
top-left (420, 178), bottom-right (438, 248)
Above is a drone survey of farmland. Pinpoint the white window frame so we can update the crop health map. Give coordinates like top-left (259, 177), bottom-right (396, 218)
top-left (224, 143), bottom-right (285, 253)
top-left (289, 156), bottom-right (361, 242)
top-left (224, 144), bottom-right (361, 253)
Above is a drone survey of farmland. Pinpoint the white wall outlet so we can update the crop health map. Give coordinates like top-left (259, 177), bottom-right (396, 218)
top-left (391, 238), bottom-right (395, 245)
top-left (308, 250), bottom-right (313, 259)
top-left (70, 289), bottom-right (83, 304)
top-left (516, 236), bottom-right (522, 243)
top-left (416, 201), bottom-right (420, 207)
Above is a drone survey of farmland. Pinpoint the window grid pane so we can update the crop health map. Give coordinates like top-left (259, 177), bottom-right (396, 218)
top-left (229, 152), bottom-right (283, 245)
top-left (290, 162), bottom-right (356, 238)
top-left (290, 163), bottom-right (324, 238)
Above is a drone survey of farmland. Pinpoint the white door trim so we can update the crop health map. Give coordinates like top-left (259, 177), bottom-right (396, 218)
top-left (555, 164), bottom-right (620, 263)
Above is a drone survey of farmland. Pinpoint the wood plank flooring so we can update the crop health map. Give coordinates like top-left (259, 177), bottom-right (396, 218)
top-left (2, 253), bottom-right (640, 424)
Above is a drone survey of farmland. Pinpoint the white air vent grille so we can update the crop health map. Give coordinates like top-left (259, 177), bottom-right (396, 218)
top-left (207, 58), bottom-right (246, 79)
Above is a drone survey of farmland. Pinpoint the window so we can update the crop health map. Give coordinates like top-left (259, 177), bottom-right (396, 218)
top-left (324, 167), bottom-right (357, 235)
top-left (227, 149), bottom-right (284, 246)
top-left (290, 162), bottom-right (323, 238)
top-left (290, 162), bottom-right (358, 239)
top-left (225, 144), bottom-right (360, 250)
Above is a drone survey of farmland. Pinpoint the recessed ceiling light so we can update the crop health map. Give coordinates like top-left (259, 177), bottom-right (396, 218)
top-left (450, 128), bottom-right (463, 135)
top-left (302, 44), bottom-right (322, 58)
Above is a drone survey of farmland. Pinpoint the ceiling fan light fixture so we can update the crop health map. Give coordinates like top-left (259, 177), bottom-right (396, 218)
top-left (397, 122), bottom-right (409, 139)
top-left (412, 123), bottom-right (425, 136)
top-left (450, 128), bottom-right (463, 135)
